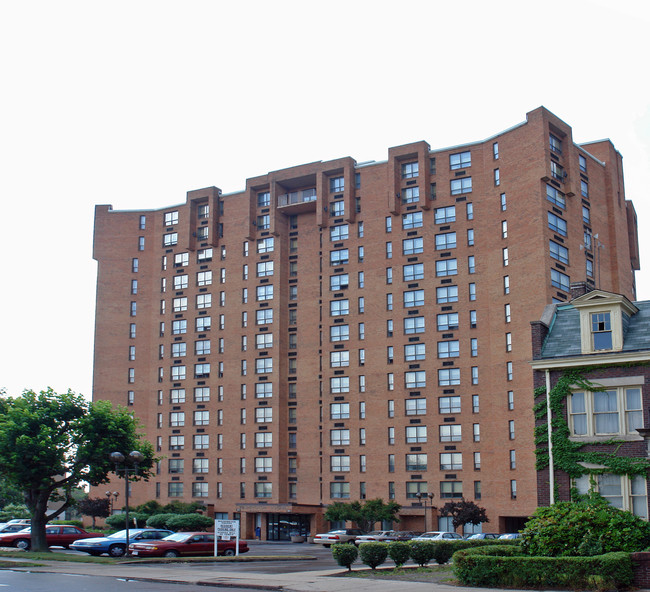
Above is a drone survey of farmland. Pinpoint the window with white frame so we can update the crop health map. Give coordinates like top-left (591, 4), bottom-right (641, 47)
top-left (440, 453), bottom-right (462, 470)
top-left (436, 285), bottom-right (458, 303)
top-left (574, 473), bottom-right (647, 518)
top-left (569, 387), bottom-right (642, 437)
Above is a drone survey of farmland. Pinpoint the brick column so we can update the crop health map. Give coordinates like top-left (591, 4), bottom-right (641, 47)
top-left (630, 552), bottom-right (650, 588)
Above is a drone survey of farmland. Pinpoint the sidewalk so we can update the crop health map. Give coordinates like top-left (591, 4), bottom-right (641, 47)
top-left (2, 556), bottom-right (482, 592)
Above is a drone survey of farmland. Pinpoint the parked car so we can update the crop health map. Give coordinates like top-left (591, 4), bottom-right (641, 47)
top-left (129, 532), bottom-right (249, 557)
top-left (354, 530), bottom-right (399, 544)
top-left (7, 519), bottom-right (30, 525)
top-left (312, 529), bottom-right (367, 547)
top-left (498, 533), bottom-right (522, 540)
top-left (411, 531), bottom-right (463, 541)
top-left (393, 531), bottom-right (423, 541)
top-left (0, 525), bottom-right (101, 550)
top-left (0, 523), bottom-right (31, 534)
top-left (465, 533), bottom-right (500, 540)
top-left (70, 528), bottom-right (174, 557)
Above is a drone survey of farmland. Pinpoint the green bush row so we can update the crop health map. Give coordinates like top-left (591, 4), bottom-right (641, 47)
top-left (331, 539), bottom-right (520, 571)
top-left (453, 546), bottom-right (633, 590)
top-left (105, 512), bottom-right (214, 531)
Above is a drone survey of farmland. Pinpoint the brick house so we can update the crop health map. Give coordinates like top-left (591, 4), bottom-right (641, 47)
top-left (531, 286), bottom-right (650, 517)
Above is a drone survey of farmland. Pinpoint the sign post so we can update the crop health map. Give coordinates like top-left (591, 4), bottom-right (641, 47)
top-left (214, 519), bottom-right (240, 557)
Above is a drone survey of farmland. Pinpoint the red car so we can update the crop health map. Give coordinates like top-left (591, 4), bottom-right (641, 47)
top-left (0, 525), bottom-right (102, 550)
top-left (129, 531), bottom-right (249, 558)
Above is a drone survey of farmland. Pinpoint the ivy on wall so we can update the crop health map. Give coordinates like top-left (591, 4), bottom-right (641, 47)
top-left (534, 368), bottom-right (650, 480)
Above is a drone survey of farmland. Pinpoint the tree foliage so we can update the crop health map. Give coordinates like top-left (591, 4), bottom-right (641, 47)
top-left (0, 388), bottom-right (155, 551)
top-left (76, 497), bottom-right (111, 528)
top-left (439, 499), bottom-right (489, 531)
top-left (323, 498), bottom-right (401, 532)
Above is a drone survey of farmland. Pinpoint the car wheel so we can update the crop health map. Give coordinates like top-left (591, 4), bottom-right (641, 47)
top-left (15, 539), bottom-right (30, 550)
top-left (163, 550), bottom-right (180, 558)
top-left (108, 544), bottom-right (126, 557)
top-left (223, 549), bottom-right (235, 556)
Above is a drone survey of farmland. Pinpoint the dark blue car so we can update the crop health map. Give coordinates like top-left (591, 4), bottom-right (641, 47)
top-left (71, 528), bottom-right (174, 557)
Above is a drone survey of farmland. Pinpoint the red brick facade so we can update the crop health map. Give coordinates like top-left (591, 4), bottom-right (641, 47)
top-left (92, 107), bottom-right (638, 539)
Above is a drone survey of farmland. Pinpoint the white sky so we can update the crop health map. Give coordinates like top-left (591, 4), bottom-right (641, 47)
top-left (1, 0), bottom-right (649, 399)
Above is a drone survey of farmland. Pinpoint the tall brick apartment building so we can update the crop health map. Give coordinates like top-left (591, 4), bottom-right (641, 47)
top-left (93, 107), bottom-right (640, 539)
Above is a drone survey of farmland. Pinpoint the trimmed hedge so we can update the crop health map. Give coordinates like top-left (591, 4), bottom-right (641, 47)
top-left (387, 541), bottom-right (410, 568)
top-left (358, 542), bottom-right (388, 570)
top-left (408, 540), bottom-right (436, 566)
top-left (331, 543), bottom-right (358, 571)
top-left (453, 545), bottom-right (633, 590)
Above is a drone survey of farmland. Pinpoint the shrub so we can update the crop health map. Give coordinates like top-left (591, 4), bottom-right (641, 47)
top-left (408, 540), bottom-right (436, 566)
top-left (358, 542), bottom-right (388, 570)
top-left (521, 498), bottom-right (650, 556)
top-left (145, 513), bottom-right (178, 529)
top-left (104, 512), bottom-right (148, 529)
top-left (453, 546), bottom-right (633, 590)
top-left (331, 543), bottom-right (358, 571)
top-left (165, 513), bottom-right (213, 532)
top-left (50, 520), bottom-right (83, 528)
top-left (387, 541), bottom-right (410, 568)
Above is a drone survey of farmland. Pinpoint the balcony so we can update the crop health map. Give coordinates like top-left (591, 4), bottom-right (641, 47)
top-left (277, 188), bottom-right (318, 213)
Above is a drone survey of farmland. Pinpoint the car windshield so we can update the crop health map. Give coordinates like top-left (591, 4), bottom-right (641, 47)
top-left (107, 530), bottom-right (136, 539)
top-left (162, 533), bottom-right (191, 542)
top-left (366, 531), bottom-right (384, 536)
top-left (17, 527), bottom-right (31, 533)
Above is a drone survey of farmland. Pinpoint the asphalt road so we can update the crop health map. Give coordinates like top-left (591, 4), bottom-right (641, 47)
top-left (0, 571), bottom-right (262, 591)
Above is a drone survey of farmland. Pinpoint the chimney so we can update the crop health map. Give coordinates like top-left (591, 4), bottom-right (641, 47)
top-left (570, 281), bottom-right (591, 300)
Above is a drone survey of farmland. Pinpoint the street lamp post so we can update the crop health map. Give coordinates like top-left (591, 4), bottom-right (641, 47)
top-left (416, 492), bottom-right (435, 532)
top-left (105, 490), bottom-right (119, 514)
top-left (110, 451), bottom-right (144, 556)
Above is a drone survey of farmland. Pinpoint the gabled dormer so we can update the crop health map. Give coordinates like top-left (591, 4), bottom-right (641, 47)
top-left (572, 290), bottom-right (639, 354)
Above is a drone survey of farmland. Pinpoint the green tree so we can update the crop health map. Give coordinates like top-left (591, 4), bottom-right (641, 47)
top-left (0, 481), bottom-right (24, 509)
top-left (0, 388), bottom-right (155, 551)
top-left (76, 497), bottom-right (111, 528)
top-left (324, 498), bottom-right (401, 532)
top-left (439, 499), bottom-right (489, 532)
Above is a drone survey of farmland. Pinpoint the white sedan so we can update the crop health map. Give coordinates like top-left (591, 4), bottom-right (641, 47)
top-left (411, 531), bottom-right (462, 541)
top-left (312, 528), bottom-right (366, 547)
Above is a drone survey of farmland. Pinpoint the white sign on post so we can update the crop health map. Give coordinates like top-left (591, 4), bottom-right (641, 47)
top-left (214, 519), bottom-right (240, 557)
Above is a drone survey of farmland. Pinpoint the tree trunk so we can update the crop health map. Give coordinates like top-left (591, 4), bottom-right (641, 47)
top-left (28, 489), bottom-right (52, 552)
